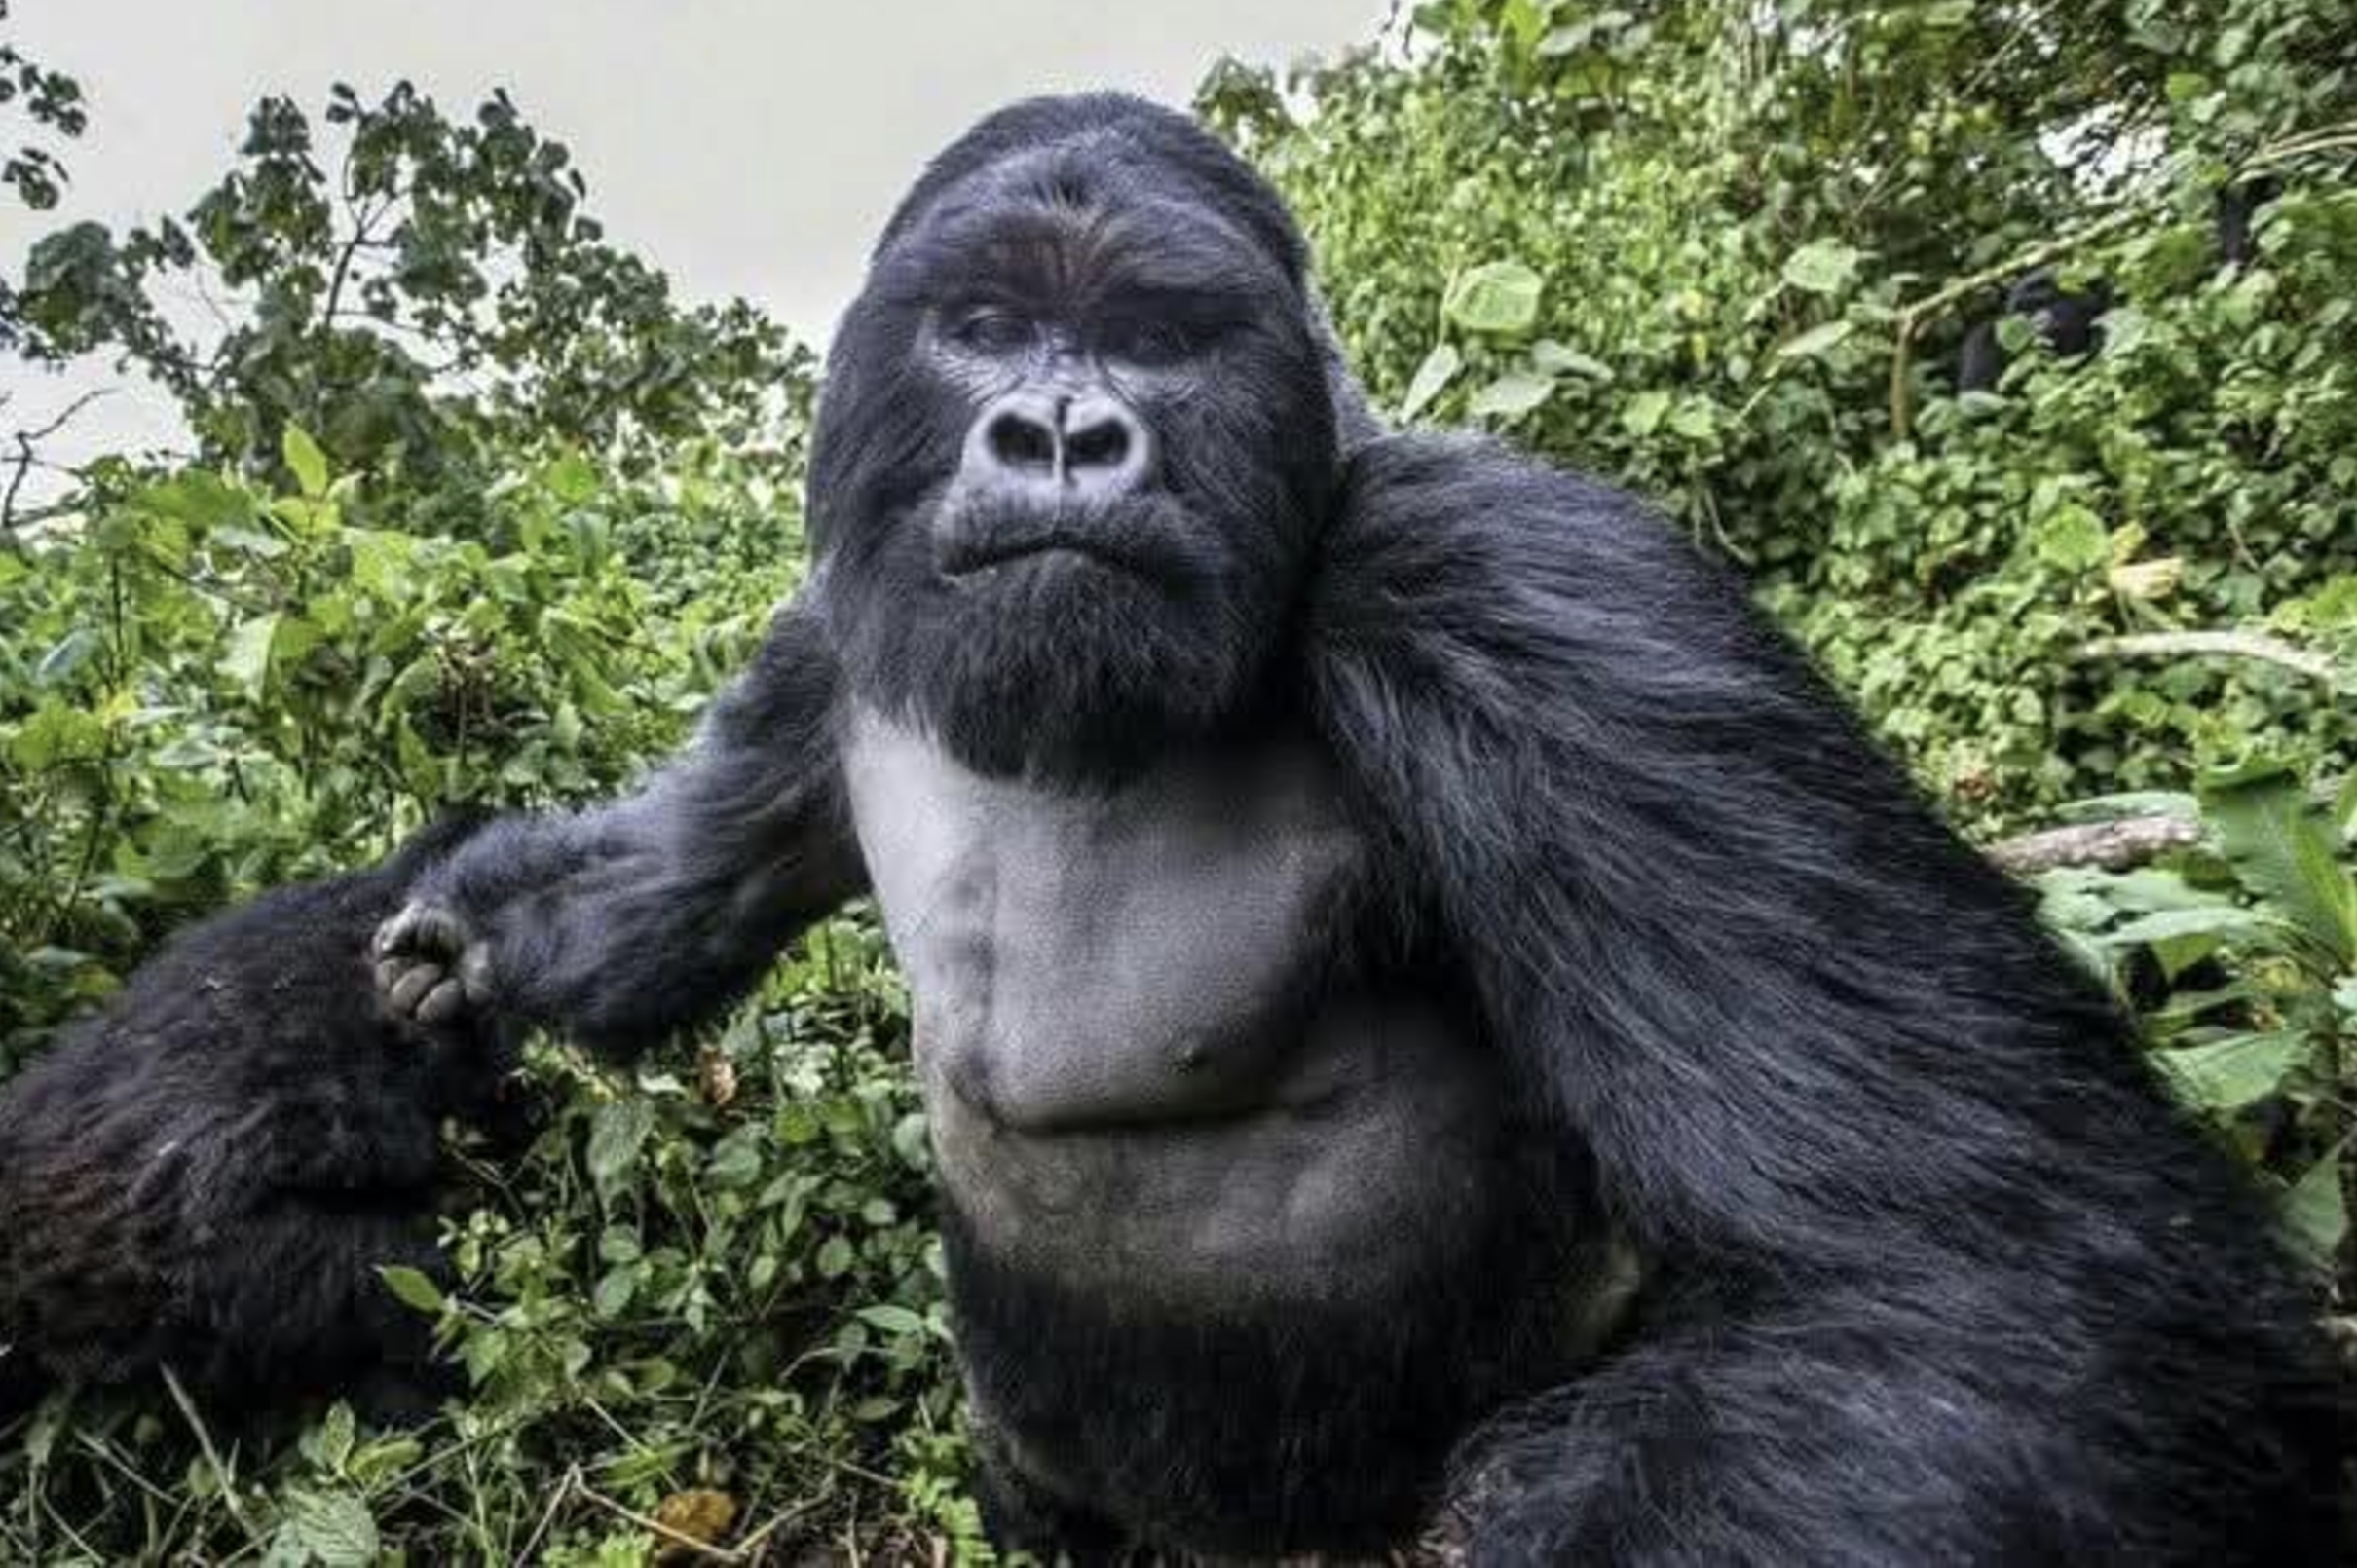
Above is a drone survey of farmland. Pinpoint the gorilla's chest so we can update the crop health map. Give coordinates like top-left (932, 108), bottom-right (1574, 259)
top-left (842, 708), bottom-right (1365, 1130)
top-left (840, 709), bottom-right (1515, 1306)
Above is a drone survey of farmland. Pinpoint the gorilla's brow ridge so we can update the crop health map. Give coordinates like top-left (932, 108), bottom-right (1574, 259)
top-left (895, 191), bottom-right (1286, 324)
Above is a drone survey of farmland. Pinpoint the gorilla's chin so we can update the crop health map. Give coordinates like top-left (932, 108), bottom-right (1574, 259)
top-left (826, 494), bottom-right (1280, 785)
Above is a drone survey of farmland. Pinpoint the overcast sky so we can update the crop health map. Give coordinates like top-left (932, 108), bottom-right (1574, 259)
top-left (0, 0), bottom-right (1388, 478)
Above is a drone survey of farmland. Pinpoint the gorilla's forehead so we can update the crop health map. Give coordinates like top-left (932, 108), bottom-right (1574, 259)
top-left (878, 154), bottom-right (1292, 311)
top-left (883, 193), bottom-right (1284, 315)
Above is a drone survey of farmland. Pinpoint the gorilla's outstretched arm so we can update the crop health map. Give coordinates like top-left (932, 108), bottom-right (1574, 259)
top-left (379, 600), bottom-right (867, 1058)
top-left (1309, 433), bottom-right (2338, 1561)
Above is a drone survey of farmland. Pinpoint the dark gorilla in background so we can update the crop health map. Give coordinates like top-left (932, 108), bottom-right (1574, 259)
top-left (376, 96), bottom-right (2343, 1562)
top-left (1955, 176), bottom-right (2280, 392)
top-left (0, 820), bottom-right (525, 1428)
top-left (1954, 269), bottom-right (2114, 392)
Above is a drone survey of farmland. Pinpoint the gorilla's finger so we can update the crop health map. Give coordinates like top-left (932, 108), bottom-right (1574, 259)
top-left (415, 978), bottom-right (468, 1026)
top-left (458, 945), bottom-right (496, 1005)
top-left (371, 908), bottom-right (417, 957)
top-left (375, 903), bottom-right (467, 960)
top-left (388, 964), bottom-right (447, 1016)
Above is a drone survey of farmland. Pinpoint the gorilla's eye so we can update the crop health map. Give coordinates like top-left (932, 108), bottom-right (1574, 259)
top-left (1100, 315), bottom-right (1193, 369)
top-left (946, 307), bottom-right (1037, 356)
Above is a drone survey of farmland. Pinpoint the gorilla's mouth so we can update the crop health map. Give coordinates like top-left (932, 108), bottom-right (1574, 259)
top-left (937, 532), bottom-right (1145, 579)
top-left (930, 490), bottom-right (1206, 588)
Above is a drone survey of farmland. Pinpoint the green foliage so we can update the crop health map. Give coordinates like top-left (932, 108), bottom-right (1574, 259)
top-left (8, 79), bottom-right (814, 531)
top-left (2038, 762), bottom-right (2355, 1262)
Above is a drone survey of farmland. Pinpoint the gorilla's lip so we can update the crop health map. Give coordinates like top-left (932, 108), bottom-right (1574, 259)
top-left (936, 532), bottom-right (1148, 579)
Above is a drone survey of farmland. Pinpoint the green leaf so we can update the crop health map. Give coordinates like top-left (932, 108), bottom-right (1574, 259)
top-left (299, 1402), bottom-right (356, 1472)
top-left (1398, 342), bottom-right (1461, 422)
top-left (2282, 1140), bottom-right (2349, 1265)
top-left (33, 627), bottom-right (100, 686)
top-left (2200, 766), bottom-right (2357, 965)
top-left (593, 1266), bottom-right (639, 1318)
top-left (1442, 261), bottom-right (1544, 336)
top-left (705, 1126), bottom-right (766, 1189)
top-left (1531, 339), bottom-right (1611, 380)
top-left (587, 1098), bottom-right (657, 1201)
top-left (282, 424), bottom-right (330, 500)
top-left (543, 451), bottom-right (600, 505)
top-left (2103, 906), bottom-right (2281, 946)
top-left (224, 614), bottom-right (281, 700)
top-left (1667, 398), bottom-right (1717, 441)
top-left (212, 525), bottom-right (289, 559)
top-left (280, 1488), bottom-right (379, 1568)
top-left (1468, 369), bottom-right (1555, 420)
top-left (1780, 240), bottom-right (1861, 296)
top-left (854, 1304), bottom-right (927, 1338)
top-left (2033, 505), bottom-right (2110, 573)
top-left (1622, 389), bottom-right (1671, 436)
top-left (378, 1265), bottom-right (445, 1314)
top-left (816, 1235), bottom-right (855, 1278)
top-left (2156, 1031), bottom-right (2303, 1113)
top-left (1776, 319), bottom-right (1854, 360)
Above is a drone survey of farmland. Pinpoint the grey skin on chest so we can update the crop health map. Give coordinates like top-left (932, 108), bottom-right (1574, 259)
top-left (842, 709), bottom-right (1524, 1308)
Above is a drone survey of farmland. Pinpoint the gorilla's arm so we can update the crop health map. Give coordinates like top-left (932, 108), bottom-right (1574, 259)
top-left (1306, 433), bottom-right (2323, 1558)
top-left (381, 599), bottom-right (867, 1058)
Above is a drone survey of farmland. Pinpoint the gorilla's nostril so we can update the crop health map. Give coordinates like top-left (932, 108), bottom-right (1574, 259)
top-left (988, 413), bottom-right (1057, 473)
top-left (1065, 418), bottom-right (1130, 472)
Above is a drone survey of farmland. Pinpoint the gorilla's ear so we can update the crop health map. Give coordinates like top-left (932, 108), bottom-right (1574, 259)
top-left (1307, 288), bottom-right (1387, 454)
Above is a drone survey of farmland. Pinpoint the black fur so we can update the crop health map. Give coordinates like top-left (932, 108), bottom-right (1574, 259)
top-left (1311, 436), bottom-right (2342, 1562)
top-left (379, 94), bottom-right (2345, 1562)
top-left (1954, 269), bottom-right (2113, 392)
top-left (0, 820), bottom-right (525, 1427)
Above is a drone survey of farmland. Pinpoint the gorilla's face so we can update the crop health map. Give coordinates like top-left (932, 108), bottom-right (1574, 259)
top-left (808, 127), bottom-right (1340, 782)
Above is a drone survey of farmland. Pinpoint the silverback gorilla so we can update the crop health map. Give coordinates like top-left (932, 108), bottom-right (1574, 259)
top-left (375, 95), bottom-right (2343, 1562)
top-left (0, 820), bottom-right (524, 1426)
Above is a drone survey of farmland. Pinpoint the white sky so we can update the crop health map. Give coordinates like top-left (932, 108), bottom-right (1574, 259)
top-left (0, 0), bottom-right (1388, 482)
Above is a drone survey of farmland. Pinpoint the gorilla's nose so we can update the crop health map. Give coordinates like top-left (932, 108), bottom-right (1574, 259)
top-left (967, 391), bottom-right (1151, 501)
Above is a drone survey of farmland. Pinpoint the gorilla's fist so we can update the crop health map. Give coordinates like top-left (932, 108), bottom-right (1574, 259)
top-left (373, 902), bottom-right (493, 1028)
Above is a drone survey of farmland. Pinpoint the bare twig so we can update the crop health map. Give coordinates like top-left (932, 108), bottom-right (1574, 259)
top-left (2072, 629), bottom-right (2337, 683)
top-left (157, 1365), bottom-right (258, 1542)
top-left (512, 1464), bottom-right (580, 1565)
top-left (572, 1478), bottom-right (747, 1563)
top-left (2, 388), bottom-right (111, 528)
top-left (1986, 814), bottom-right (2203, 875)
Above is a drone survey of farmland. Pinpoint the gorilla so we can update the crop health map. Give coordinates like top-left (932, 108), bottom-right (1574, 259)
top-left (375, 95), bottom-right (2343, 1562)
top-left (1956, 176), bottom-right (2280, 393)
top-left (1954, 269), bottom-right (2114, 392)
top-left (0, 819), bottom-right (525, 1428)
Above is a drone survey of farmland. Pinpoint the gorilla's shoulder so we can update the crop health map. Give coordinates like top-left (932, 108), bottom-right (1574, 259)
top-left (1313, 431), bottom-right (1753, 667)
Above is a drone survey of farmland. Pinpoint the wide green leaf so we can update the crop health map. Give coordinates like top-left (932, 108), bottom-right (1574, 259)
top-left (587, 1098), bottom-right (657, 1201)
top-left (378, 1265), bottom-right (445, 1314)
top-left (279, 1488), bottom-right (379, 1568)
top-left (2156, 1031), bottom-right (2305, 1114)
top-left (1780, 240), bottom-right (1861, 296)
top-left (2281, 1141), bottom-right (2350, 1264)
top-left (1468, 368), bottom-right (1556, 419)
top-left (1398, 342), bottom-right (1462, 421)
top-left (2201, 765), bottom-right (2357, 965)
top-left (282, 424), bottom-right (330, 500)
top-left (1443, 261), bottom-right (1544, 336)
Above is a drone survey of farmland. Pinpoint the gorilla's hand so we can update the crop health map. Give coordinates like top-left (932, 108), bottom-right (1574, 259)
top-left (372, 902), bottom-right (493, 1029)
